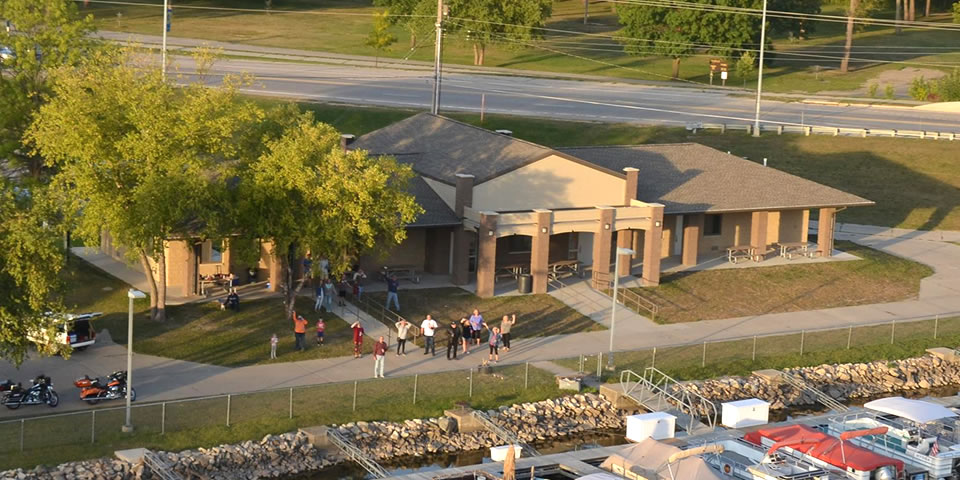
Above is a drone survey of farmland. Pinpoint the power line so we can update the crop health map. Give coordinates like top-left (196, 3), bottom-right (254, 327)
top-left (73, 0), bottom-right (433, 18)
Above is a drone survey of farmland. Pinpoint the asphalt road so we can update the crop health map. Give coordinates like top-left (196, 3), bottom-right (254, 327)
top-left (183, 57), bottom-right (960, 133)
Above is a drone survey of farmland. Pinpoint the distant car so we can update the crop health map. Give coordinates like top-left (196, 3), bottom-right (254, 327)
top-left (0, 46), bottom-right (13, 61)
top-left (27, 312), bottom-right (103, 351)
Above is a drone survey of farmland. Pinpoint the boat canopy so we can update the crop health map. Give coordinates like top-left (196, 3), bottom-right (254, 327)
top-left (600, 438), bottom-right (726, 480)
top-left (744, 424), bottom-right (904, 473)
top-left (864, 397), bottom-right (959, 423)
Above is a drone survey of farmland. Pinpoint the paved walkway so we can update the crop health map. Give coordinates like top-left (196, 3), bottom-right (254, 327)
top-left (4, 227), bottom-right (959, 420)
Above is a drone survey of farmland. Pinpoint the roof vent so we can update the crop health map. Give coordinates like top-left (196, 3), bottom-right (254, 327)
top-left (340, 134), bottom-right (356, 151)
top-left (494, 129), bottom-right (513, 137)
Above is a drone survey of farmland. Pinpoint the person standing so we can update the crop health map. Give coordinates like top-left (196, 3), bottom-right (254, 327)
top-left (314, 283), bottom-right (324, 312)
top-left (270, 333), bottom-right (278, 359)
top-left (420, 314), bottom-right (438, 356)
top-left (373, 336), bottom-right (387, 378)
top-left (395, 318), bottom-right (412, 356)
top-left (488, 326), bottom-right (502, 363)
top-left (319, 256), bottom-right (330, 280)
top-left (293, 312), bottom-right (308, 351)
top-left (323, 277), bottom-right (336, 311)
top-left (460, 317), bottom-right (472, 355)
top-left (500, 314), bottom-right (516, 351)
top-left (385, 275), bottom-right (400, 312)
top-left (352, 268), bottom-right (367, 301)
top-left (469, 309), bottom-right (485, 346)
top-left (337, 274), bottom-right (348, 307)
top-left (316, 318), bottom-right (326, 346)
top-left (351, 321), bottom-right (365, 358)
top-left (302, 253), bottom-right (313, 286)
top-left (445, 320), bottom-right (461, 360)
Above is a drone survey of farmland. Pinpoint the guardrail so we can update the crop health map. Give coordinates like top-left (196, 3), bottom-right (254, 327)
top-left (590, 270), bottom-right (660, 321)
top-left (686, 122), bottom-right (958, 140)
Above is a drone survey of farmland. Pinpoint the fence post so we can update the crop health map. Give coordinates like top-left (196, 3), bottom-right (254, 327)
top-left (469, 369), bottom-right (473, 398)
top-left (161, 402), bottom-right (166, 435)
top-left (91, 410), bottom-right (96, 444)
top-left (413, 374), bottom-right (418, 404)
top-left (524, 362), bottom-right (529, 390)
top-left (935, 315), bottom-right (939, 339)
top-left (597, 353), bottom-right (602, 380)
top-left (352, 381), bottom-right (358, 412)
top-left (752, 336), bottom-right (757, 362)
top-left (800, 330), bottom-right (805, 356)
top-left (579, 354), bottom-right (584, 373)
top-left (289, 388), bottom-right (294, 419)
top-left (20, 419), bottom-right (24, 453)
top-left (651, 347), bottom-right (656, 369)
top-left (226, 394), bottom-right (231, 427)
top-left (847, 326), bottom-right (853, 349)
top-left (701, 342), bottom-right (707, 368)
top-left (891, 320), bottom-right (895, 344)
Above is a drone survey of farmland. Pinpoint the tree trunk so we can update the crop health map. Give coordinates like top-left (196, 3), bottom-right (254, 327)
top-left (908, 0), bottom-right (915, 21)
top-left (840, 0), bottom-right (858, 74)
top-left (671, 57), bottom-right (681, 79)
top-left (156, 247), bottom-right (167, 322)
top-left (895, 0), bottom-right (902, 34)
top-left (281, 242), bottom-right (306, 321)
top-left (409, 32), bottom-right (417, 49)
top-left (137, 249), bottom-right (160, 321)
top-left (473, 43), bottom-right (485, 66)
top-left (924, 0), bottom-right (930, 17)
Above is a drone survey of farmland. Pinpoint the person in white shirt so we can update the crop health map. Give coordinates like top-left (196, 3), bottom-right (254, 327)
top-left (420, 315), bottom-right (438, 356)
top-left (395, 319), bottom-right (412, 356)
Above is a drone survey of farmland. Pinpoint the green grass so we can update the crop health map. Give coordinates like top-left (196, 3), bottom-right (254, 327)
top-left (628, 241), bottom-right (933, 324)
top-left (362, 287), bottom-right (605, 338)
top-left (63, 257), bottom-right (356, 367)
top-left (290, 102), bottom-right (960, 231)
top-left (84, 0), bottom-right (960, 95)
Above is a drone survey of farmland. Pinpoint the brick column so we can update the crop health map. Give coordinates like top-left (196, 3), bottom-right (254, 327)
top-left (476, 212), bottom-right (498, 298)
top-left (618, 169), bottom-right (640, 276)
top-left (623, 167), bottom-right (639, 204)
top-left (592, 207), bottom-right (615, 277)
top-left (616, 230), bottom-right (633, 276)
top-left (682, 214), bottom-right (704, 266)
top-left (530, 209), bottom-right (552, 294)
top-left (452, 174), bottom-right (474, 285)
top-left (818, 207), bottom-right (836, 257)
top-left (641, 207), bottom-right (664, 286)
top-left (750, 211), bottom-right (769, 260)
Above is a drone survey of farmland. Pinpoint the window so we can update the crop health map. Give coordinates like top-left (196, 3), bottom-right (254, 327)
top-left (704, 214), bottom-right (722, 236)
top-left (507, 235), bottom-right (532, 254)
top-left (201, 240), bottom-right (224, 264)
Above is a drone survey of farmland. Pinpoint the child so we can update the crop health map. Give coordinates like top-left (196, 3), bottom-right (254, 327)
top-left (270, 333), bottom-right (278, 359)
top-left (488, 326), bottom-right (502, 363)
top-left (316, 318), bottom-right (325, 346)
top-left (351, 321), bottom-right (365, 359)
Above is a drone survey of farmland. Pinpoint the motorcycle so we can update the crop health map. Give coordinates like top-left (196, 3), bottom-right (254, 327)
top-left (74, 370), bottom-right (135, 404)
top-left (1, 375), bottom-right (58, 409)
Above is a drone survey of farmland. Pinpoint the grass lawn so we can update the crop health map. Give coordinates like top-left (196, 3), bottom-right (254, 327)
top-left (363, 287), bottom-right (604, 338)
top-left (626, 241), bottom-right (933, 324)
top-left (83, 0), bottom-right (960, 95)
top-left (63, 257), bottom-right (357, 367)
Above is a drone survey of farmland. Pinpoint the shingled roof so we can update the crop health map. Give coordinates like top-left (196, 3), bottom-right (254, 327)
top-left (407, 176), bottom-right (459, 228)
top-left (558, 144), bottom-right (873, 214)
top-left (351, 113), bottom-right (558, 184)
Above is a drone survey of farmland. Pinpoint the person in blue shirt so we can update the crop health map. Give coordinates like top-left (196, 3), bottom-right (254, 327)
top-left (385, 275), bottom-right (400, 312)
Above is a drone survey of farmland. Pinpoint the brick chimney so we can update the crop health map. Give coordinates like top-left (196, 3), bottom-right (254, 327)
top-left (623, 167), bottom-right (639, 205)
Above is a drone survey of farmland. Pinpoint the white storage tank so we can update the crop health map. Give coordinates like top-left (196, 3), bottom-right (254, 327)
top-left (625, 412), bottom-right (676, 442)
top-left (721, 398), bottom-right (770, 428)
top-left (489, 445), bottom-right (522, 462)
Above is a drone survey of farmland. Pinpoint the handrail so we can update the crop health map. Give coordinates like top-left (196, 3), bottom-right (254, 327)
top-left (327, 428), bottom-right (389, 478)
top-left (472, 410), bottom-right (540, 457)
top-left (591, 270), bottom-right (660, 321)
top-left (142, 450), bottom-right (183, 480)
top-left (620, 367), bottom-right (718, 432)
top-left (779, 371), bottom-right (849, 412)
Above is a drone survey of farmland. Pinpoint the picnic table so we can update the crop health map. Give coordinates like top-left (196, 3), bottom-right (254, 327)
top-left (199, 274), bottom-right (234, 296)
top-left (726, 245), bottom-right (755, 264)
top-left (495, 263), bottom-right (527, 283)
top-left (549, 259), bottom-right (583, 278)
top-left (778, 242), bottom-right (816, 260)
top-left (382, 265), bottom-right (421, 283)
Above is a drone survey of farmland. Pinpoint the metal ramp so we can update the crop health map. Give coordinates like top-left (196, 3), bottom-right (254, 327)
top-left (472, 410), bottom-right (541, 457)
top-left (779, 371), bottom-right (849, 412)
top-left (327, 429), bottom-right (389, 478)
top-left (620, 368), bottom-right (718, 435)
top-left (142, 450), bottom-right (183, 480)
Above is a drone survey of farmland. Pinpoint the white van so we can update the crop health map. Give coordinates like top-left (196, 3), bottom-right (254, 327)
top-left (28, 312), bottom-right (102, 351)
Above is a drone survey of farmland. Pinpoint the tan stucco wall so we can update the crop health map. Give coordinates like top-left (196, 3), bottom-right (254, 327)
top-left (661, 215), bottom-right (676, 258)
top-left (473, 155), bottom-right (624, 212)
top-left (777, 210), bottom-right (806, 244)
top-left (360, 228), bottom-right (427, 273)
top-left (422, 176), bottom-right (457, 211)
top-left (165, 240), bottom-right (192, 298)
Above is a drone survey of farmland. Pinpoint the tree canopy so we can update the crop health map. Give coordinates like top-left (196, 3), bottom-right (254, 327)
top-left (446, 0), bottom-right (553, 66)
top-left (373, 0), bottom-right (436, 48)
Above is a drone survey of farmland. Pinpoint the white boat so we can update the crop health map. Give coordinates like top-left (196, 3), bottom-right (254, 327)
top-left (825, 396), bottom-right (960, 480)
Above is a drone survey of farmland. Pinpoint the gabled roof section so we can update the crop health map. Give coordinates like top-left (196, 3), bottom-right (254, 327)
top-left (559, 144), bottom-right (873, 214)
top-left (407, 176), bottom-right (460, 228)
top-left (352, 113), bottom-right (597, 184)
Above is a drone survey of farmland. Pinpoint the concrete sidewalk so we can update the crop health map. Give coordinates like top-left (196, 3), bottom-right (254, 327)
top-left (4, 229), bottom-right (959, 420)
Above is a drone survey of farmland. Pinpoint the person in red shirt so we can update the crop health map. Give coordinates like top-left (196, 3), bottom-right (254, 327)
top-left (351, 321), bottom-right (365, 358)
top-left (373, 336), bottom-right (387, 378)
top-left (315, 318), bottom-right (325, 346)
top-left (293, 312), bottom-right (308, 351)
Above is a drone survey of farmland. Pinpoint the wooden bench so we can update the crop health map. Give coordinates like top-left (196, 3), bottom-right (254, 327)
top-left (777, 242), bottom-right (815, 260)
top-left (382, 265), bottom-right (421, 284)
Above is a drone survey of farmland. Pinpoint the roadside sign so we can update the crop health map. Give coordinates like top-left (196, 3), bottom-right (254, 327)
top-left (709, 59), bottom-right (722, 72)
top-left (720, 71), bottom-right (728, 80)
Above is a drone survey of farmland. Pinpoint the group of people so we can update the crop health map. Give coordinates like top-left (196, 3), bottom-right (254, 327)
top-left (313, 267), bottom-right (368, 312)
top-left (399, 310), bottom-right (517, 363)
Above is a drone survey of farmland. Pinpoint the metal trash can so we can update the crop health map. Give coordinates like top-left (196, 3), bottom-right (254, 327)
top-left (517, 274), bottom-right (532, 294)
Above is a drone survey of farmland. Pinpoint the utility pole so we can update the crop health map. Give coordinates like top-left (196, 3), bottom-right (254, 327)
top-left (431, 0), bottom-right (444, 115)
top-left (752, 0), bottom-right (767, 137)
top-left (162, 0), bottom-right (169, 81)
top-left (584, 0), bottom-right (589, 24)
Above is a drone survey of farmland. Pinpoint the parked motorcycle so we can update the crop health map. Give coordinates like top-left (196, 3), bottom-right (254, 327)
top-left (1, 375), bottom-right (58, 409)
top-left (74, 370), bottom-right (134, 404)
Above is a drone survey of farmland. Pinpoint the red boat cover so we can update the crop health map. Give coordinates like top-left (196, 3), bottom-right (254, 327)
top-left (743, 424), bottom-right (904, 473)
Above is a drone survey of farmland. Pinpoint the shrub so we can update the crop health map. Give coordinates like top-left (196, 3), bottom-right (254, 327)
top-left (909, 75), bottom-right (935, 101)
top-left (936, 68), bottom-right (960, 101)
top-left (736, 51), bottom-right (757, 84)
top-left (953, 1), bottom-right (960, 23)
top-left (867, 82), bottom-right (879, 98)
top-left (884, 85), bottom-right (895, 99)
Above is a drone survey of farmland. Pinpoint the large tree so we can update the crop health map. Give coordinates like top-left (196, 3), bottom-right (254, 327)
top-left (617, 0), bottom-right (764, 79)
top-left (0, 0), bottom-right (98, 178)
top-left (769, 0), bottom-right (821, 39)
top-left (227, 106), bottom-right (422, 320)
top-left (373, 0), bottom-right (436, 48)
top-left (447, 0), bottom-right (553, 66)
top-left (28, 49), bottom-right (260, 322)
top-left (0, 181), bottom-right (66, 366)
top-left (839, 0), bottom-right (882, 73)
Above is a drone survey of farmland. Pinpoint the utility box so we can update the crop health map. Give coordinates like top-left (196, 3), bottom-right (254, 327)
top-left (722, 398), bottom-right (770, 428)
top-left (626, 412), bottom-right (676, 442)
top-left (490, 445), bottom-right (522, 462)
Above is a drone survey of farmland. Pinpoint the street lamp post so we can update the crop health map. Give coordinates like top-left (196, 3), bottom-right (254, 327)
top-left (162, 0), bottom-right (169, 81)
top-left (122, 289), bottom-right (146, 433)
top-left (752, 0), bottom-right (768, 137)
top-left (607, 247), bottom-right (635, 370)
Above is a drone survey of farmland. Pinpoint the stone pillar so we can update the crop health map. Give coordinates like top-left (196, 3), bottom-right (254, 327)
top-left (641, 206), bottom-right (664, 287)
top-left (750, 211), bottom-right (769, 260)
top-left (682, 214), bottom-right (704, 266)
top-left (452, 174), bottom-right (474, 285)
top-left (476, 212), bottom-right (498, 298)
top-left (616, 230), bottom-right (633, 276)
top-left (818, 207), bottom-right (836, 257)
top-left (623, 167), bottom-right (639, 204)
top-left (592, 207), bottom-right (615, 278)
top-left (530, 209), bottom-right (552, 294)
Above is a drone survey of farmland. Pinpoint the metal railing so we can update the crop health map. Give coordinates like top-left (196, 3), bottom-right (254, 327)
top-left (620, 368), bottom-right (717, 434)
top-left (142, 450), bottom-right (183, 480)
top-left (327, 428), bottom-right (388, 478)
top-left (779, 371), bottom-right (849, 413)
top-left (686, 122), bottom-right (959, 141)
top-left (471, 410), bottom-right (540, 457)
top-left (591, 270), bottom-right (660, 321)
